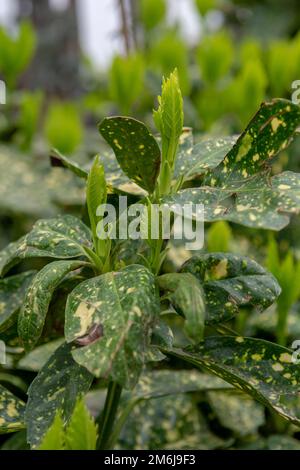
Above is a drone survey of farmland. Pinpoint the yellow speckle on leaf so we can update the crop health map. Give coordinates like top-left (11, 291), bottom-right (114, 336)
top-left (278, 184), bottom-right (291, 191)
top-left (113, 139), bottom-right (122, 150)
top-left (272, 362), bottom-right (284, 372)
top-left (271, 118), bottom-right (283, 132)
top-left (279, 353), bottom-right (292, 363)
top-left (236, 204), bottom-right (248, 212)
top-left (235, 336), bottom-right (244, 343)
top-left (252, 154), bottom-right (260, 162)
top-left (236, 133), bottom-right (253, 162)
top-left (211, 259), bottom-right (228, 280)
top-left (74, 302), bottom-right (95, 336)
top-left (213, 208), bottom-right (223, 215)
top-left (251, 354), bottom-right (262, 361)
top-left (7, 403), bottom-right (18, 418)
top-left (126, 287), bottom-right (136, 294)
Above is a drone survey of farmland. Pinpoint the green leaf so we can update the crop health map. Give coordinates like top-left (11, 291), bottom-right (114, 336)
top-left (140, 0), bottom-right (166, 30)
top-left (38, 413), bottom-right (65, 450)
top-left (0, 147), bottom-right (56, 218)
top-left (153, 70), bottom-right (184, 163)
top-left (195, 0), bottom-right (215, 16)
top-left (17, 339), bottom-right (64, 372)
top-left (180, 253), bottom-right (280, 324)
top-left (207, 98), bottom-right (300, 198)
top-left (37, 399), bottom-right (98, 450)
top-left (0, 430), bottom-right (29, 450)
top-left (154, 70), bottom-right (184, 195)
top-left (0, 147), bottom-right (86, 218)
top-left (119, 394), bottom-right (221, 450)
top-left (0, 385), bottom-right (26, 434)
top-left (132, 370), bottom-right (232, 401)
top-left (65, 265), bottom-right (160, 389)
top-left (165, 171), bottom-right (300, 230)
top-left (207, 221), bottom-right (232, 253)
top-left (158, 273), bottom-right (205, 342)
top-left (174, 136), bottom-right (237, 181)
top-left (164, 100), bottom-right (300, 230)
top-left (0, 215), bottom-right (92, 276)
top-left (196, 31), bottom-right (233, 84)
top-left (163, 336), bottom-right (300, 425)
top-left (65, 399), bottom-right (98, 450)
top-left (266, 435), bottom-right (300, 450)
top-left (146, 320), bottom-right (174, 362)
top-left (267, 238), bottom-right (300, 315)
top-left (25, 343), bottom-right (93, 448)
top-left (45, 102), bottom-right (83, 155)
top-left (0, 21), bottom-right (36, 88)
top-left (0, 271), bottom-right (36, 333)
top-left (109, 54), bottom-right (145, 115)
top-left (207, 391), bottom-right (265, 436)
top-left (18, 261), bottom-right (85, 351)
top-left (18, 91), bottom-right (43, 151)
top-left (86, 155), bottom-right (107, 246)
top-left (50, 149), bottom-right (89, 179)
top-left (99, 117), bottom-right (161, 193)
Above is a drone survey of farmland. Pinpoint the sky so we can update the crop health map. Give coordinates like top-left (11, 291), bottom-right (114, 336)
top-left (0, 0), bottom-right (202, 69)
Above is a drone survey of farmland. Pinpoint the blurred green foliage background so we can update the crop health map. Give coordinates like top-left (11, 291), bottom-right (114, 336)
top-left (0, 0), bottom-right (300, 451)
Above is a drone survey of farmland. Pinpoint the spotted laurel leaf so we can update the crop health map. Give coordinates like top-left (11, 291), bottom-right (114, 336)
top-left (0, 215), bottom-right (92, 277)
top-left (99, 117), bottom-right (161, 193)
top-left (180, 253), bottom-right (281, 324)
top-left (65, 265), bottom-right (160, 389)
top-left (163, 336), bottom-right (300, 426)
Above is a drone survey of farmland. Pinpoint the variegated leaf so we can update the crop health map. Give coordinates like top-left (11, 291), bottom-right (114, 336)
top-left (164, 100), bottom-right (300, 230)
top-left (18, 261), bottom-right (85, 351)
top-left (163, 336), bottom-right (300, 425)
top-left (0, 385), bottom-right (26, 434)
top-left (207, 391), bottom-right (265, 436)
top-left (158, 273), bottom-right (205, 342)
top-left (65, 265), bottom-right (160, 389)
top-left (99, 117), bottom-right (161, 193)
top-left (119, 394), bottom-right (224, 450)
top-left (25, 343), bottom-right (93, 448)
top-left (180, 253), bottom-right (281, 324)
top-left (132, 370), bottom-right (232, 400)
top-left (0, 215), bottom-right (92, 276)
top-left (164, 171), bottom-right (300, 230)
top-left (0, 271), bottom-right (36, 333)
top-left (175, 136), bottom-right (237, 181)
top-left (206, 99), bottom-right (300, 186)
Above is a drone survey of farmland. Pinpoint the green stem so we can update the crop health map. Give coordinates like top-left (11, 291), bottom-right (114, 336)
top-left (97, 382), bottom-right (123, 450)
top-left (151, 238), bottom-right (164, 275)
top-left (276, 307), bottom-right (289, 346)
top-left (97, 383), bottom-right (122, 450)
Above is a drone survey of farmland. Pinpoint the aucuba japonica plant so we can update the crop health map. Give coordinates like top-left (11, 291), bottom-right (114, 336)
top-left (1, 70), bottom-right (300, 450)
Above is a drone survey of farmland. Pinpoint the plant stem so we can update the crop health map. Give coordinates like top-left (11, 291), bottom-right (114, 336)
top-left (97, 381), bottom-right (123, 450)
top-left (276, 307), bottom-right (288, 346)
top-left (105, 398), bottom-right (139, 450)
top-left (151, 237), bottom-right (164, 275)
